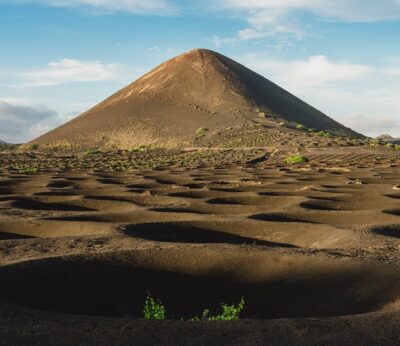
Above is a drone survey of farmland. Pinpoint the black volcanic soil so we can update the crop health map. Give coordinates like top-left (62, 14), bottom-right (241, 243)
top-left (2, 47), bottom-right (399, 345)
top-left (0, 139), bottom-right (400, 345)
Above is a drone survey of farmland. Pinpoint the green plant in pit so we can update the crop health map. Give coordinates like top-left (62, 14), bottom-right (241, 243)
top-left (143, 293), bottom-right (166, 320)
top-left (10, 164), bottom-right (40, 174)
top-left (18, 167), bottom-right (40, 174)
top-left (130, 145), bottom-right (152, 152)
top-left (86, 148), bottom-right (102, 155)
top-left (315, 131), bottom-right (332, 137)
top-left (192, 297), bottom-right (245, 321)
top-left (255, 107), bottom-right (267, 117)
top-left (28, 144), bottom-right (39, 151)
top-left (284, 155), bottom-right (309, 164)
top-left (368, 139), bottom-right (379, 147)
top-left (347, 178), bottom-right (363, 185)
top-left (195, 127), bottom-right (208, 138)
top-left (142, 295), bottom-right (245, 321)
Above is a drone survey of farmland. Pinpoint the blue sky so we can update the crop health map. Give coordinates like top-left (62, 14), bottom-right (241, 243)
top-left (1, 0), bottom-right (400, 142)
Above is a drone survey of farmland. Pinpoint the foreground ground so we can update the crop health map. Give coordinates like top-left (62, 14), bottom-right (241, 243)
top-left (0, 141), bottom-right (399, 345)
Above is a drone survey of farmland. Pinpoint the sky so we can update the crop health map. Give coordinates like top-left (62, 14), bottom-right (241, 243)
top-left (1, 1), bottom-right (400, 143)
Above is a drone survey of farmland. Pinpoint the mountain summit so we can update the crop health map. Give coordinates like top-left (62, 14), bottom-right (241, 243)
top-left (33, 49), bottom-right (361, 148)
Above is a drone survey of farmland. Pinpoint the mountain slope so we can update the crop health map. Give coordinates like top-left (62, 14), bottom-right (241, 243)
top-left (33, 49), bottom-right (362, 148)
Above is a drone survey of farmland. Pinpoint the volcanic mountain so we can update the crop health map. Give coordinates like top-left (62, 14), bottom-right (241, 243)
top-left (33, 49), bottom-right (361, 148)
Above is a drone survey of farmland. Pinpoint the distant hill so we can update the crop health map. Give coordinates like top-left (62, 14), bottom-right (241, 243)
top-left (0, 140), bottom-right (15, 150)
top-left (375, 134), bottom-right (400, 144)
top-left (32, 49), bottom-right (363, 148)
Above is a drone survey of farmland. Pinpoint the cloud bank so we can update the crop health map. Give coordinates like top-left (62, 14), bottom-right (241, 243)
top-left (239, 53), bottom-right (400, 137)
top-left (0, 100), bottom-right (75, 143)
top-left (216, 0), bottom-right (400, 39)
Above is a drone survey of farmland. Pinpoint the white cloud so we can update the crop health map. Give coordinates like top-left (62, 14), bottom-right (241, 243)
top-left (216, 0), bottom-right (400, 40)
top-left (238, 28), bottom-right (272, 40)
top-left (0, 97), bottom-right (34, 105)
top-left (0, 101), bottom-right (75, 143)
top-left (383, 67), bottom-right (400, 76)
top-left (212, 35), bottom-right (238, 47)
top-left (344, 114), bottom-right (400, 137)
top-left (299, 84), bottom-right (400, 137)
top-left (4, 0), bottom-right (175, 15)
top-left (241, 54), bottom-right (371, 88)
top-left (19, 59), bottom-right (128, 87)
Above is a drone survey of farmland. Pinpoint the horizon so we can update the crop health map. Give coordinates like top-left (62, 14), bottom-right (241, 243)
top-left (1, 1), bottom-right (400, 143)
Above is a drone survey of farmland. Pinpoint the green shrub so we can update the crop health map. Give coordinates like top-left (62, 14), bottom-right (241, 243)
top-left (143, 293), bottom-right (166, 320)
top-left (296, 124), bottom-right (306, 130)
top-left (195, 127), bottom-right (208, 138)
top-left (192, 297), bottom-right (245, 321)
top-left (285, 155), bottom-right (309, 164)
top-left (394, 145), bottom-right (400, 151)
